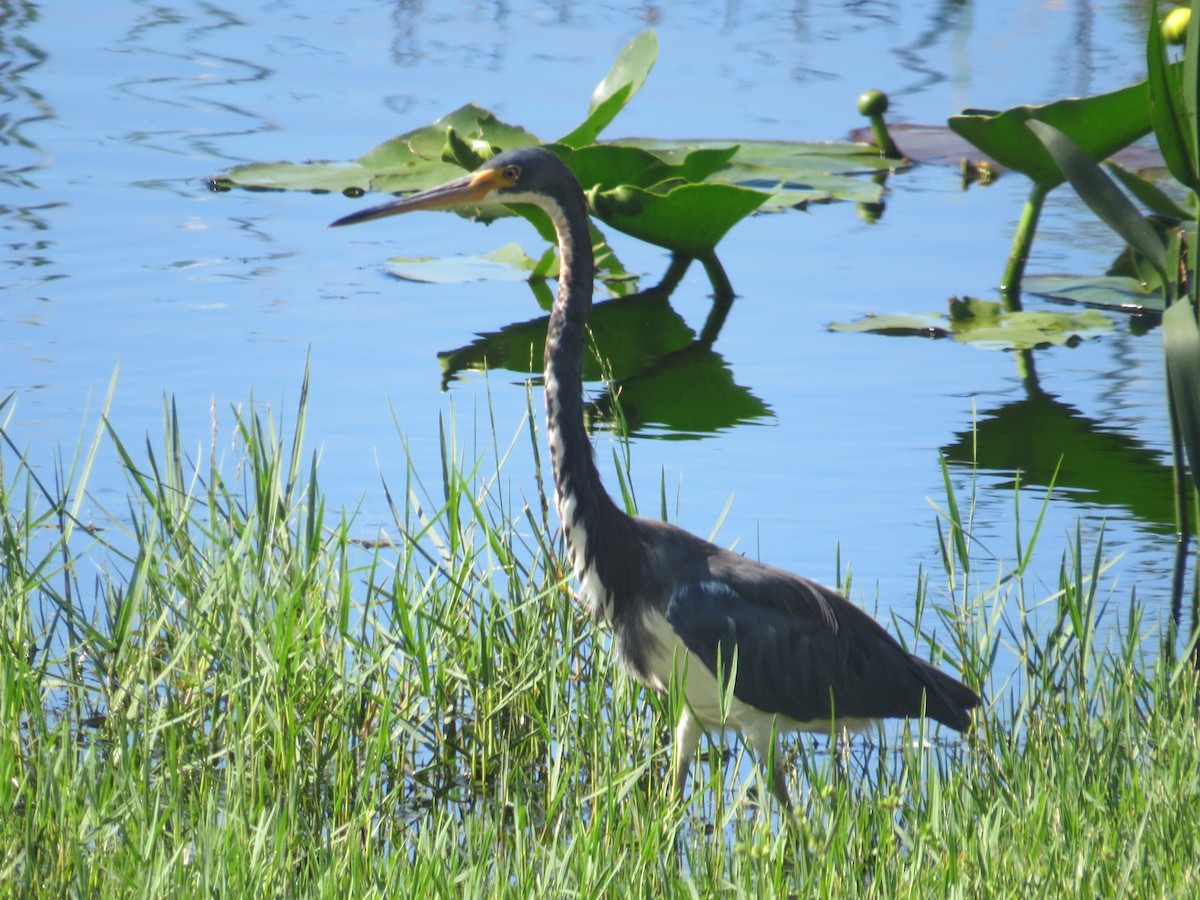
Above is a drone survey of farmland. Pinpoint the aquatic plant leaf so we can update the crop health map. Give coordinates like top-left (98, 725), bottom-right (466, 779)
top-left (1104, 162), bottom-right (1194, 221)
top-left (208, 162), bottom-right (374, 194)
top-left (359, 103), bottom-right (540, 169)
top-left (385, 240), bottom-right (636, 290)
top-left (618, 137), bottom-right (900, 203)
top-left (948, 79), bottom-right (1160, 188)
top-left (560, 30), bottom-right (658, 148)
top-left (589, 182), bottom-right (770, 255)
top-left (213, 104), bottom-right (539, 195)
top-left (386, 244), bottom-right (548, 284)
top-left (1023, 274), bottom-right (1164, 313)
top-left (1027, 120), bottom-right (1168, 274)
top-left (829, 299), bottom-right (1112, 350)
top-left (214, 129), bottom-right (892, 211)
top-left (566, 143), bottom-right (740, 189)
top-left (1164, 298), bottom-right (1200, 492)
top-left (1147, 0), bottom-right (1200, 192)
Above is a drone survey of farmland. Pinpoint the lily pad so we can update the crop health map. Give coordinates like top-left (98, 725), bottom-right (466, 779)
top-left (617, 137), bottom-right (901, 204)
top-left (208, 27), bottom-right (895, 259)
top-left (829, 296), bottom-right (1113, 350)
top-left (588, 181), bottom-right (770, 256)
top-left (209, 103), bottom-right (539, 195)
top-left (386, 243), bottom-right (552, 284)
top-left (386, 240), bottom-right (637, 290)
top-left (948, 75), bottom-right (1168, 188)
top-left (560, 143), bottom-right (738, 193)
top-left (1023, 274), bottom-right (1164, 313)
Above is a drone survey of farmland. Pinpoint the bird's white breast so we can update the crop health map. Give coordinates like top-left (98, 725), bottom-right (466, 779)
top-left (640, 608), bottom-right (876, 737)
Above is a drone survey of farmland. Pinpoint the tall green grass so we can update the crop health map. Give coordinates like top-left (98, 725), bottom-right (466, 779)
top-left (1, 378), bottom-right (1197, 896)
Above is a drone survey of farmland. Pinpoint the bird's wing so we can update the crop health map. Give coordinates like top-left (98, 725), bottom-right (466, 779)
top-left (664, 569), bottom-right (943, 725)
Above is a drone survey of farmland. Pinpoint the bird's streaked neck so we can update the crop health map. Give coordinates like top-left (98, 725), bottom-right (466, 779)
top-left (532, 186), bottom-right (635, 624)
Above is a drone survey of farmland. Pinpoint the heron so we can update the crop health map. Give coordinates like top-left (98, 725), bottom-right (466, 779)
top-left (330, 145), bottom-right (981, 807)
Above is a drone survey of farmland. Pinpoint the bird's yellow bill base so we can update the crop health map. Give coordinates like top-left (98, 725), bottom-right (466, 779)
top-left (328, 166), bottom-right (511, 228)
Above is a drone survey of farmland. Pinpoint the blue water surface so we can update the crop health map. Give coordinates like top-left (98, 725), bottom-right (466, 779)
top-left (1, 1), bottom-right (1178, 664)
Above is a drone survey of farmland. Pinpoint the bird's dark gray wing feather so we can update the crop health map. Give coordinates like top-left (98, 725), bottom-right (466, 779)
top-left (665, 571), bottom-right (977, 729)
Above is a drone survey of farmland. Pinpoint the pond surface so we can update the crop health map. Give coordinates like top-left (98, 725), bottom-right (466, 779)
top-left (2, 1), bottom-right (1183, 653)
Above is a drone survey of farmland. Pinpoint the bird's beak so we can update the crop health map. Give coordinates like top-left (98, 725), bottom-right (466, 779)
top-left (328, 166), bottom-right (506, 228)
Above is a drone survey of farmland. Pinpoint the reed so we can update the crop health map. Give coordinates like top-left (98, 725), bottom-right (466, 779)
top-left (1, 380), bottom-right (1196, 896)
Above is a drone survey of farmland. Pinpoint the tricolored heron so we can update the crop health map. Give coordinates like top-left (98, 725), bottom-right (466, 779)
top-left (330, 146), bottom-right (981, 807)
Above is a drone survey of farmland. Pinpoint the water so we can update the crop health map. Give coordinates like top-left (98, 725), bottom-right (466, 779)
top-left (1, 0), bottom-right (1181, 647)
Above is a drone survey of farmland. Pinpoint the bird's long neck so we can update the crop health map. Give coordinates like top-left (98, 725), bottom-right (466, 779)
top-left (542, 187), bottom-right (639, 624)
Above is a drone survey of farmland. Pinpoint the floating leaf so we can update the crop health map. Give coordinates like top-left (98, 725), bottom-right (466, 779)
top-left (1023, 274), bottom-right (1164, 313)
top-left (212, 104), bottom-right (539, 195)
top-left (560, 144), bottom-right (700, 192)
top-left (359, 103), bottom-right (539, 171)
top-left (207, 162), bottom-right (373, 194)
top-left (948, 78), bottom-right (1163, 188)
top-left (386, 243), bottom-right (549, 284)
top-left (830, 297), bottom-right (1113, 350)
top-left (589, 182), bottom-right (769, 255)
top-left (618, 137), bottom-right (900, 204)
top-left (386, 240), bottom-right (636, 290)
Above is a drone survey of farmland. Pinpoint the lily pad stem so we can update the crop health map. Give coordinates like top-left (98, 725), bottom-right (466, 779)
top-left (1001, 181), bottom-right (1052, 309)
top-left (699, 251), bottom-right (734, 301)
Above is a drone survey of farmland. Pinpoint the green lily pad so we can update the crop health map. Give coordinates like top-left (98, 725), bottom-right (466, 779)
top-left (588, 181), bottom-right (770, 256)
top-left (617, 137), bottom-right (900, 204)
top-left (386, 241), bottom-right (637, 290)
top-left (209, 103), bottom-right (539, 195)
top-left (1023, 274), bottom-right (1164, 313)
top-left (208, 162), bottom-right (373, 194)
top-left (829, 296), bottom-right (1113, 350)
top-left (208, 25), bottom-right (891, 257)
top-left (560, 143), bottom-right (738, 193)
top-left (386, 243), bottom-right (551, 284)
top-left (948, 74), bottom-right (1168, 188)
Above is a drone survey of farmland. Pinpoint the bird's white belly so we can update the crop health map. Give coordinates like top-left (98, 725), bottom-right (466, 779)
top-left (639, 609), bottom-right (876, 736)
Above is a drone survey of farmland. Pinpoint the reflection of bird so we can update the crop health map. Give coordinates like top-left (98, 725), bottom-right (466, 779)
top-left (331, 146), bottom-right (981, 807)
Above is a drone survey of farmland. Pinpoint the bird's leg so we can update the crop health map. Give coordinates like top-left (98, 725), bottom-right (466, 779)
top-left (833, 725), bottom-right (852, 786)
top-left (672, 705), bottom-right (703, 801)
top-left (765, 733), bottom-right (794, 812)
top-left (746, 719), bottom-right (793, 811)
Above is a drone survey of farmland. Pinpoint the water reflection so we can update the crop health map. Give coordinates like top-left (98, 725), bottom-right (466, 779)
top-left (114, 4), bottom-right (273, 169)
top-left (0, 0), bottom-right (52, 217)
top-left (437, 255), bottom-right (771, 438)
top-left (942, 353), bottom-right (1176, 534)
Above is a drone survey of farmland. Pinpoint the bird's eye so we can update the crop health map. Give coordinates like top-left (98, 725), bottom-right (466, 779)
top-left (503, 165), bottom-right (520, 182)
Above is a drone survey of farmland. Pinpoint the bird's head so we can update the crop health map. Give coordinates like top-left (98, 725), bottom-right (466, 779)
top-left (329, 145), bottom-right (574, 229)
